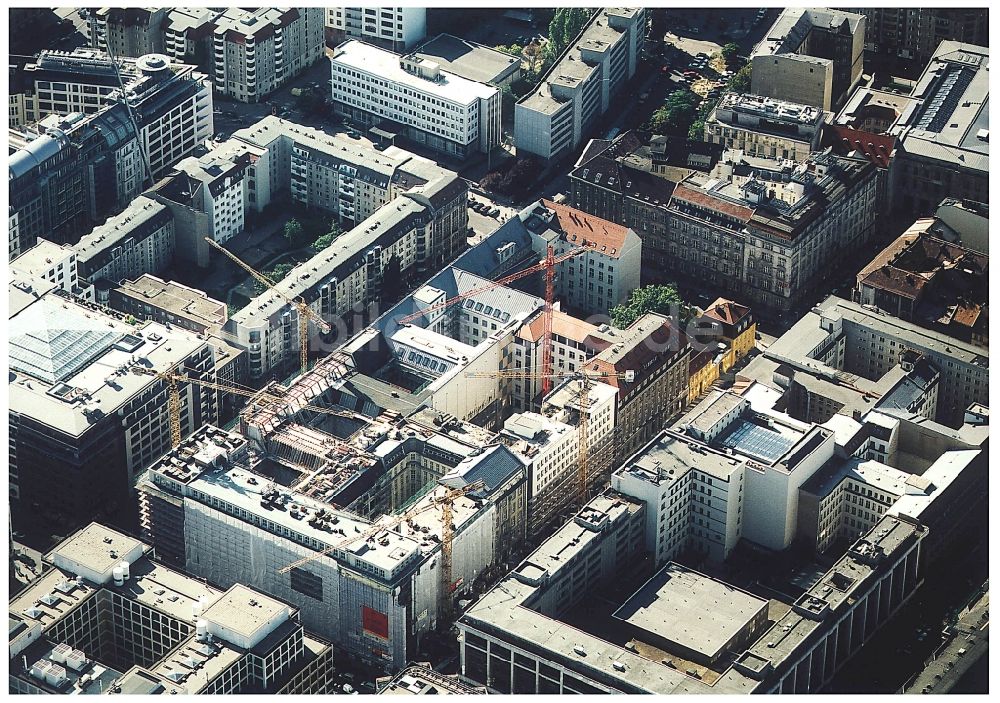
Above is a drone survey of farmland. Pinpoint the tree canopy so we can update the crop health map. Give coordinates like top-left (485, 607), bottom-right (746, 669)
top-left (649, 89), bottom-right (700, 135)
top-left (610, 284), bottom-right (686, 329)
top-left (728, 64), bottom-right (752, 94)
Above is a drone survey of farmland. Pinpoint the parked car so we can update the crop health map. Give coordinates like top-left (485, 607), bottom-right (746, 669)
top-left (489, 207), bottom-right (501, 218)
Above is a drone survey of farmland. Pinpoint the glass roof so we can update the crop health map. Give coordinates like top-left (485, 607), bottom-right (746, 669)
top-left (9, 298), bottom-right (122, 384)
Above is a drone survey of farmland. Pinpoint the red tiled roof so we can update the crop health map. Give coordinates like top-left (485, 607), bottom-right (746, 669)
top-left (701, 297), bottom-right (752, 326)
top-left (670, 185), bottom-right (755, 221)
top-left (822, 125), bottom-right (895, 169)
top-left (541, 199), bottom-right (630, 259)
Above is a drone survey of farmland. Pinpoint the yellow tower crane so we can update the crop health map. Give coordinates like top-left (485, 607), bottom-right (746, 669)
top-left (130, 367), bottom-right (356, 449)
top-left (205, 237), bottom-right (332, 374)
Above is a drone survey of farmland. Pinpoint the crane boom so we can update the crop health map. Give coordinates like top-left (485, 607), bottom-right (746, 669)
top-left (205, 237), bottom-right (331, 374)
top-left (397, 247), bottom-right (586, 326)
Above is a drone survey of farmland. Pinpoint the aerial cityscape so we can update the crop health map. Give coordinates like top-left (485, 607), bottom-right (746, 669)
top-left (7, 5), bottom-right (989, 695)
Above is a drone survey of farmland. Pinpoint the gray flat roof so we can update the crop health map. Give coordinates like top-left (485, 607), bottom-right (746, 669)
top-left (411, 33), bottom-right (520, 85)
top-left (614, 563), bottom-right (768, 661)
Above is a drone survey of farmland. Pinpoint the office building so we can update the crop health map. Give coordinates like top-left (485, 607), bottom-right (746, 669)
top-left (459, 495), bottom-right (926, 693)
top-left (9, 523), bottom-right (336, 694)
top-left (846, 8), bottom-right (987, 64)
top-left (613, 563), bottom-right (769, 667)
top-left (330, 40), bottom-right (501, 159)
top-left (137, 422), bottom-right (525, 670)
top-left (925, 198), bottom-right (988, 254)
top-left (72, 195), bottom-right (176, 303)
top-left (411, 34), bottom-right (521, 88)
top-left (519, 199), bottom-right (642, 316)
top-left (9, 240), bottom-right (79, 295)
top-left (110, 53), bottom-right (215, 179)
top-left (855, 220), bottom-right (987, 347)
top-left (705, 93), bottom-right (830, 162)
top-left (739, 295), bottom-right (988, 427)
top-left (110, 274), bottom-right (228, 335)
top-left (12, 49), bottom-right (213, 177)
top-left (515, 8), bottom-right (646, 161)
top-left (87, 8), bottom-right (169, 58)
top-left (888, 42), bottom-right (989, 214)
top-left (212, 8), bottom-right (325, 103)
top-left (750, 9), bottom-right (866, 111)
top-left (326, 7), bottom-right (427, 51)
top-left (8, 276), bottom-right (218, 530)
top-left (657, 150), bottom-right (880, 313)
top-left (9, 107), bottom-right (142, 254)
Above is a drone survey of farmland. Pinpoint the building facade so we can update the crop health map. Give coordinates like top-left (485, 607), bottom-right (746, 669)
top-left (10, 523), bottom-right (336, 695)
top-left (330, 40), bottom-right (501, 159)
top-left (212, 8), bottom-right (325, 103)
top-left (326, 7), bottom-right (427, 51)
top-left (9, 279), bottom-right (218, 531)
top-left (847, 8), bottom-right (988, 64)
top-left (750, 8), bottom-right (866, 111)
top-left (515, 8), bottom-right (646, 161)
top-left (705, 93), bottom-right (830, 162)
top-left (72, 195), bottom-right (176, 303)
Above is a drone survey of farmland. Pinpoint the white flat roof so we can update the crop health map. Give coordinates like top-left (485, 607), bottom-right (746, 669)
top-left (331, 40), bottom-right (497, 105)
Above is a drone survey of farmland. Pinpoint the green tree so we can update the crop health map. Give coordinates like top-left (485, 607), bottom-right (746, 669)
top-left (721, 42), bottom-right (740, 67)
top-left (649, 89), bottom-right (700, 134)
top-left (283, 218), bottom-right (304, 244)
top-left (610, 284), bottom-right (687, 329)
top-left (688, 119), bottom-right (706, 141)
top-left (548, 10), bottom-right (567, 55)
top-left (268, 262), bottom-right (296, 283)
top-left (728, 64), bottom-right (752, 93)
top-left (311, 222), bottom-right (343, 253)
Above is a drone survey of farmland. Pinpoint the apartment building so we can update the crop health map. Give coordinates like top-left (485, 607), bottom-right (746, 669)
top-left (212, 8), bottom-right (325, 103)
top-left (330, 40), bottom-right (501, 159)
top-left (751, 9), bottom-right (865, 111)
top-left (458, 488), bottom-right (926, 693)
top-left (12, 49), bottom-right (214, 178)
top-left (8, 275), bottom-right (218, 531)
top-left (588, 313), bottom-right (690, 464)
top-left (9, 240), bottom-right (79, 295)
top-left (855, 221), bottom-right (987, 346)
top-left (9, 107), bottom-right (142, 254)
top-left (846, 8), bottom-right (987, 64)
top-left (705, 93), bottom-right (830, 162)
top-left (136, 424), bottom-right (524, 669)
top-left (9, 523), bottom-right (336, 695)
top-left (72, 195), bottom-right (175, 303)
top-left (520, 199), bottom-right (642, 316)
top-left (888, 42), bottom-right (989, 214)
top-left (87, 8), bottom-right (168, 58)
top-left (163, 8), bottom-right (223, 70)
top-left (326, 7), bottom-right (427, 51)
top-left (515, 8), bottom-right (646, 161)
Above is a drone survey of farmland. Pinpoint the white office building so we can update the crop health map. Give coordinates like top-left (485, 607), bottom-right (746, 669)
top-left (10, 240), bottom-right (79, 295)
top-left (515, 8), bottom-right (646, 161)
top-left (330, 40), bottom-right (501, 159)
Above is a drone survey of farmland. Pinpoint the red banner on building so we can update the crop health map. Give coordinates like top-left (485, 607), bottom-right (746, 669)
top-left (362, 606), bottom-right (390, 640)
